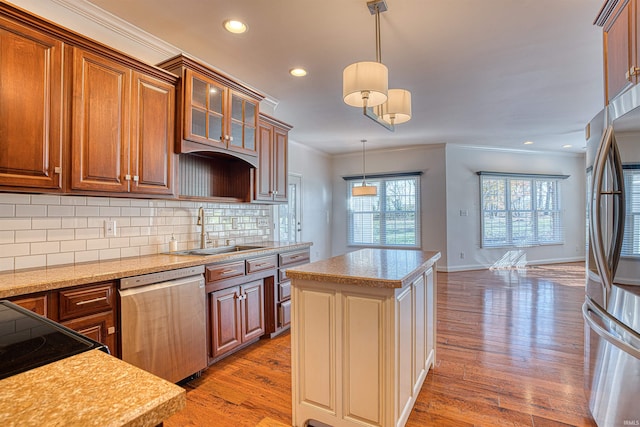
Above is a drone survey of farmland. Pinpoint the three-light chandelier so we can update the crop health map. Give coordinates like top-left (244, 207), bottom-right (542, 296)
top-left (342, 0), bottom-right (411, 131)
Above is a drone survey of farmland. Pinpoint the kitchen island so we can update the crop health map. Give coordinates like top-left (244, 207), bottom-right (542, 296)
top-left (0, 349), bottom-right (185, 426)
top-left (286, 248), bottom-right (440, 427)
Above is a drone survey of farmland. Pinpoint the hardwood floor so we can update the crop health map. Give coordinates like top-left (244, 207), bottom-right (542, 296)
top-left (164, 263), bottom-right (596, 427)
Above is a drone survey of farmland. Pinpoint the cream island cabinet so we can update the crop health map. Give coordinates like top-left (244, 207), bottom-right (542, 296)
top-left (286, 249), bottom-right (440, 427)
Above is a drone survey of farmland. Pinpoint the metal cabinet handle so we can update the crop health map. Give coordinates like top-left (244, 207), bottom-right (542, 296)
top-left (76, 296), bottom-right (107, 305)
top-left (220, 269), bottom-right (238, 275)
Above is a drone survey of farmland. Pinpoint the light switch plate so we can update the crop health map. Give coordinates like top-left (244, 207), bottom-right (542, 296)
top-left (104, 220), bottom-right (116, 237)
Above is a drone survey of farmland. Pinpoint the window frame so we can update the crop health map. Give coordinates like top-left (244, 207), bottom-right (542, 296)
top-left (345, 172), bottom-right (421, 249)
top-left (622, 164), bottom-right (640, 258)
top-left (478, 171), bottom-right (568, 248)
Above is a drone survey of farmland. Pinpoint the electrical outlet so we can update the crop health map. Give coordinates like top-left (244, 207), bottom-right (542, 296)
top-left (104, 220), bottom-right (116, 237)
top-left (257, 218), bottom-right (269, 227)
top-left (231, 217), bottom-right (239, 229)
top-left (459, 252), bottom-right (465, 259)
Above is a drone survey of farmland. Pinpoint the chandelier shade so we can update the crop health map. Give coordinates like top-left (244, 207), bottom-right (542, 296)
top-left (343, 61), bottom-right (389, 108)
top-left (381, 89), bottom-right (412, 125)
top-left (352, 184), bottom-right (377, 196)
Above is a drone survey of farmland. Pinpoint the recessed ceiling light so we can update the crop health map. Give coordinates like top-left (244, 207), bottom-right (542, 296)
top-left (562, 144), bottom-right (573, 149)
top-left (523, 141), bottom-right (534, 145)
top-left (223, 19), bottom-right (248, 34)
top-left (290, 68), bottom-right (307, 77)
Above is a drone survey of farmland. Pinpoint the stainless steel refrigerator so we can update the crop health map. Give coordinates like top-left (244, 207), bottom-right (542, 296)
top-left (585, 86), bottom-right (640, 427)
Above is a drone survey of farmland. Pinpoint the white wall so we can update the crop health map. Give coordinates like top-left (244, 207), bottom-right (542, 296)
top-left (288, 140), bottom-right (333, 262)
top-left (444, 145), bottom-right (586, 271)
top-left (331, 145), bottom-right (448, 266)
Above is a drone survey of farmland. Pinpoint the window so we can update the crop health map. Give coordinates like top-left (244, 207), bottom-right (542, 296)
top-left (346, 174), bottom-right (420, 248)
top-left (479, 172), bottom-right (567, 248)
top-left (622, 166), bottom-right (640, 257)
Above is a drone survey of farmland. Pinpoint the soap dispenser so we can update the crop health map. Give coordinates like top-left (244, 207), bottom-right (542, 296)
top-left (169, 234), bottom-right (178, 252)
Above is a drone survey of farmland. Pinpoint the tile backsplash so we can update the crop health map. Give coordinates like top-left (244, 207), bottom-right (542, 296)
top-left (0, 193), bottom-right (273, 272)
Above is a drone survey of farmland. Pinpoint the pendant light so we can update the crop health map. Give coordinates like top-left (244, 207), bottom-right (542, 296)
top-left (352, 140), bottom-right (377, 197)
top-left (343, 0), bottom-right (411, 130)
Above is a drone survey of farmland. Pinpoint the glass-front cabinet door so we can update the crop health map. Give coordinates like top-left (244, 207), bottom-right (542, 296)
top-left (185, 70), bottom-right (227, 149)
top-left (229, 91), bottom-right (258, 155)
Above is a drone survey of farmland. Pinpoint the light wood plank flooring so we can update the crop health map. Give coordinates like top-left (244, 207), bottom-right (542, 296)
top-left (164, 262), bottom-right (596, 427)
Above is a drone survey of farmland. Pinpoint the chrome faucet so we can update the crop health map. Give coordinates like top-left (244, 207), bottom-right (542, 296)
top-left (197, 207), bottom-right (206, 249)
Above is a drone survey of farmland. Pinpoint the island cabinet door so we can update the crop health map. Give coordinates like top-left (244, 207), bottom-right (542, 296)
top-left (209, 286), bottom-right (242, 360)
top-left (240, 280), bottom-right (265, 342)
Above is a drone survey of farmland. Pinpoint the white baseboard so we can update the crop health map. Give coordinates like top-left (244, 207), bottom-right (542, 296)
top-left (439, 256), bottom-right (585, 273)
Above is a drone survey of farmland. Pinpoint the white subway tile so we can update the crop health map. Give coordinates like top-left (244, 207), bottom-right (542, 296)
top-left (60, 196), bottom-right (87, 206)
top-left (86, 197), bottom-right (109, 206)
top-left (121, 246), bottom-right (140, 258)
top-left (76, 228), bottom-right (100, 240)
top-left (87, 217), bottom-right (104, 228)
top-left (149, 200), bottom-right (166, 207)
top-left (0, 204), bottom-right (15, 217)
top-left (60, 240), bottom-right (86, 252)
top-left (109, 237), bottom-right (130, 248)
top-left (47, 252), bottom-right (74, 266)
top-left (87, 239), bottom-right (109, 250)
top-left (119, 227), bottom-right (141, 237)
top-left (31, 194), bottom-right (60, 205)
top-left (130, 199), bottom-right (150, 207)
top-left (31, 241), bottom-right (60, 255)
top-left (131, 217), bottom-right (150, 227)
top-left (0, 193), bottom-right (30, 204)
top-left (75, 206), bottom-right (100, 217)
top-left (0, 257), bottom-right (14, 272)
top-left (47, 228), bottom-right (75, 241)
top-left (16, 204), bottom-right (46, 217)
top-left (129, 236), bottom-right (149, 246)
top-left (0, 230), bottom-right (14, 244)
top-left (115, 217), bottom-right (130, 227)
top-left (99, 207), bottom-right (120, 217)
top-left (15, 255), bottom-right (46, 270)
top-left (121, 207), bottom-right (141, 217)
top-left (15, 230), bottom-right (46, 243)
top-left (32, 218), bottom-right (61, 230)
top-left (139, 245), bottom-right (158, 256)
top-left (0, 217), bottom-right (31, 231)
top-left (62, 218), bottom-right (87, 229)
top-left (75, 250), bottom-right (99, 264)
top-left (99, 248), bottom-right (120, 260)
top-left (47, 205), bottom-right (75, 217)
top-left (109, 198), bottom-right (131, 207)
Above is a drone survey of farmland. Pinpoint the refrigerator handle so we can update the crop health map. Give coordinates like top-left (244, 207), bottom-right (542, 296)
top-left (583, 299), bottom-right (640, 359)
top-left (590, 125), bottom-right (614, 305)
top-left (609, 138), bottom-right (625, 284)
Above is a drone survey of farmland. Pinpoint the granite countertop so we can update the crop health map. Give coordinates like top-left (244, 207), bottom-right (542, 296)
top-left (0, 242), bottom-right (312, 298)
top-left (0, 349), bottom-right (185, 426)
top-left (286, 248), bottom-right (440, 288)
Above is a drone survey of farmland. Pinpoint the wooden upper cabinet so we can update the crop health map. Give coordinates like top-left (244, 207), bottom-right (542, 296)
top-left (71, 48), bottom-right (131, 193)
top-left (71, 48), bottom-right (176, 196)
top-left (0, 15), bottom-right (63, 190)
top-left (157, 55), bottom-right (263, 166)
top-left (254, 114), bottom-right (291, 203)
top-left (130, 72), bottom-right (175, 195)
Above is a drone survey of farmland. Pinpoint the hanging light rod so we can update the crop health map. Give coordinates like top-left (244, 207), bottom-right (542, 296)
top-left (343, 0), bottom-right (412, 132)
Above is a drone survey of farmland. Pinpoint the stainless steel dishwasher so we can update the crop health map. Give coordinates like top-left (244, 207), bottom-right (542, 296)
top-left (119, 265), bottom-right (206, 383)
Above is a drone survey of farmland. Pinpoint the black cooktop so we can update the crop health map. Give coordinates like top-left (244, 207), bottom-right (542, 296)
top-left (0, 300), bottom-right (107, 380)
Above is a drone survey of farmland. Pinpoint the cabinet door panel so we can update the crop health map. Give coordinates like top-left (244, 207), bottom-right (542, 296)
top-left (273, 127), bottom-right (288, 202)
top-left (210, 286), bottom-right (242, 359)
top-left (255, 123), bottom-right (273, 200)
top-left (605, 1), bottom-right (634, 102)
top-left (241, 280), bottom-right (264, 342)
top-left (61, 311), bottom-right (117, 356)
top-left (71, 48), bottom-right (130, 192)
top-left (130, 73), bottom-right (174, 195)
top-left (0, 17), bottom-right (62, 190)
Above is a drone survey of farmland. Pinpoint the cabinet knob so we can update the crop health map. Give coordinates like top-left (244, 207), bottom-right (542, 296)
top-left (54, 166), bottom-right (62, 174)
top-left (125, 174), bottom-right (132, 181)
top-left (133, 175), bottom-right (139, 182)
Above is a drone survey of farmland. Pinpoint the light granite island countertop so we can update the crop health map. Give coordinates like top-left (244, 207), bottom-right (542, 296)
top-left (0, 349), bottom-right (185, 426)
top-left (286, 248), bottom-right (441, 427)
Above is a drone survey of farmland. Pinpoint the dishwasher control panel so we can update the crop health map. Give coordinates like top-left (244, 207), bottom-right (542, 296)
top-left (120, 265), bottom-right (205, 290)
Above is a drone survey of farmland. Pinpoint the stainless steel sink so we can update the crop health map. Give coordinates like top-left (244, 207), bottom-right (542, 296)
top-left (170, 245), bottom-right (264, 256)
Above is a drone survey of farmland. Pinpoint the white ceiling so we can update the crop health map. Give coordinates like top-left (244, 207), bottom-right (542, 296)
top-left (46, 0), bottom-right (608, 154)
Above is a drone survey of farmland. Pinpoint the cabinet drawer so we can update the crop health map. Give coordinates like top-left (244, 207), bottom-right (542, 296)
top-left (10, 294), bottom-right (48, 317)
top-left (279, 250), bottom-right (310, 267)
top-left (278, 280), bottom-right (291, 302)
top-left (59, 282), bottom-right (114, 321)
top-left (246, 255), bottom-right (277, 274)
top-left (278, 299), bottom-right (291, 328)
top-left (206, 261), bottom-right (246, 283)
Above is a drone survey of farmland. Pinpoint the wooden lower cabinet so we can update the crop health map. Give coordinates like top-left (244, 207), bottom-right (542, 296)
top-left (7, 281), bottom-right (118, 356)
top-left (209, 280), bottom-right (264, 362)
